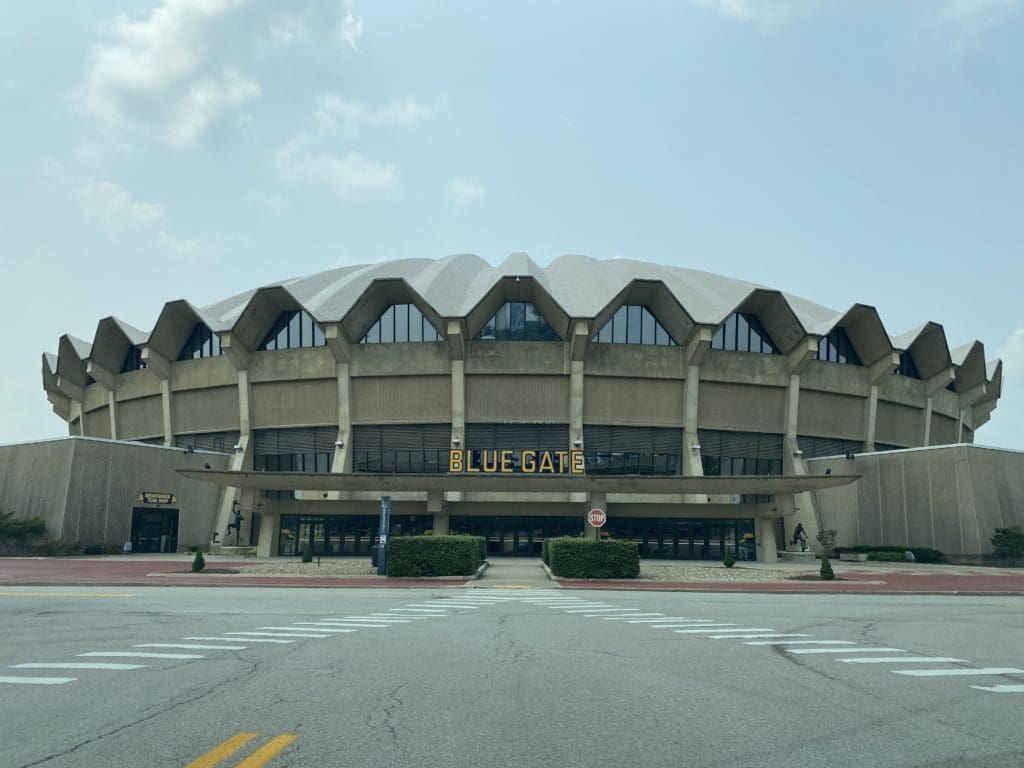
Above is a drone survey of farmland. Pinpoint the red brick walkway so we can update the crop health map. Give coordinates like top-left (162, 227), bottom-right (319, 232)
top-left (0, 558), bottom-right (468, 589)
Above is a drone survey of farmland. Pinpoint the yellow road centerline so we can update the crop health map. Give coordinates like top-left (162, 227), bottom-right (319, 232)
top-left (0, 592), bottom-right (137, 598)
top-left (235, 734), bottom-right (300, 767)
top-left (183, 732), bottom-right (259, 768)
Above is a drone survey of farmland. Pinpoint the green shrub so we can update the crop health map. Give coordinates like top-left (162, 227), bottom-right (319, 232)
top-left (866, 551), bottom-right (908, 562)
top-left (0, 511), bottom-right (47, 552)
top-left (542, 538), bottom-right (550, 565)
top-left (33, 539), bottom-right (75, 557)
top-left (102, 543), bottom-right (124, 555)
top-left (819, 555), bottom-right (835, 581)
top-left (991, 526), bottom-right (1024, 566)
top-left (816, 528), bottom-right (838, 558)
top-left (191, 549), bottom-right (206, 572)
top-left (301, 545), bottom-right (313, 563)
top-left (723, 547), bottom-right (736, 568)
top-left (82, 544), bottom-right (104, 555)
top-left (385, 535), bottom-right (484, 577)
top-left (547, 537), bottom-right (640, 579)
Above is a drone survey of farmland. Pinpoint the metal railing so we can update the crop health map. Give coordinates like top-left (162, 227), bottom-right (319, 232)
top-left (353, 450), bottom-right (451, 474)
top-left (582, 452), bottom-right (680, 476)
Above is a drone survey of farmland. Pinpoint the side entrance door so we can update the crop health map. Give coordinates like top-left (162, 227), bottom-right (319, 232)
top-left (130, 507), bottom-right (180, 553)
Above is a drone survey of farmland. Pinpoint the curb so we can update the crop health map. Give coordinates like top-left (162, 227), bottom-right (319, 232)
top-left (466, 561), bottom-right (489, 581)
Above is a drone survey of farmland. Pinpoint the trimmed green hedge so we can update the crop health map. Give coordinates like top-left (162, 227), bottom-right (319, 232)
top-left (385, 535), bottom-right (485, 577)
top-left (835, 545), bottom-right (944, 563)
top-left (546, 537), bottom-right (640, 579)
top-left (866, 551), bottom-right (908, 562)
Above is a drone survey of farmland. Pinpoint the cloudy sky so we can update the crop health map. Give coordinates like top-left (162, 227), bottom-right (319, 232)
top-left (1, 0), bottom-right (1022, 447)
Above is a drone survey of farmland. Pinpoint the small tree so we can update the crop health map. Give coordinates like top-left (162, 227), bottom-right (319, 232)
top-left (723, 547), bottom-right (736, 568)
top-left (191, 549), bottom-right (206, 572)
top-left (820, 555), bottom-right (835, 580)
top-left (991, 526), bottom-right (1024, 566)
top-left (816, 528), bottom-right (838, 558)
top-left (302, 545), bottom-right (313, 563)
top-left (0, 511), bottom-right (47, 552)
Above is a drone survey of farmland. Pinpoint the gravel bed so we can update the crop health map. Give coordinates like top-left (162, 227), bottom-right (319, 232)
top-left (638, 564), bottom-right (795, 582)
top-left (236, 560), bottom-right (378, 577)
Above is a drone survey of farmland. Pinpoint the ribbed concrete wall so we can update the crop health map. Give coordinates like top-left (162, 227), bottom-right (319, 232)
top-left (809, 445), bottom-right (1024, 559)
top-left (0, 439), bottom-right (74, 539)
top-left (0, 438), bottom-right (229, 549)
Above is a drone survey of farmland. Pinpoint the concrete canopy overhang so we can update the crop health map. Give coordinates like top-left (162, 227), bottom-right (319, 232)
top-left (178, 469), bottom-right (860, 495)
top-left (590, 279), bottom-right (695, 348)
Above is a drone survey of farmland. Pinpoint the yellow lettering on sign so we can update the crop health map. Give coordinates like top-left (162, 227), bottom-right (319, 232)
top-left (466, 450), bottom-right (479, 472)
top-left (500, 449), bottom-right (514, 473)
top-left (450, 450), bottom-right (463, 472)
top-left (571, 450), bottom-right (585, 474)
top-left (539, 451), bottom-right (555, 473)
top-left (522, 450), bottom-right (536, 472)
top-left (482, 450), bottom-right (498, 473)
top-left (555, 450), bottom-right (568, 473)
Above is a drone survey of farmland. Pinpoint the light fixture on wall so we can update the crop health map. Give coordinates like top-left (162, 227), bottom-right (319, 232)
top-left (573, 438), bottom-right (582, 447)
top-left (232, 442), bottom-right (243, 451)
top-left (690, 442), bottom-right (702, 452)
top-left (452, 437), bottom-right (461, 446)
top-left (792, 449), bottom-right (804, 457)
top-left (334, 439), bottom-right (344, 447)
top-left (844, 450), bottom-right (856, 461)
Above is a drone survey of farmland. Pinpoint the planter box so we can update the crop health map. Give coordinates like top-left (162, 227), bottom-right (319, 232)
top-left (839, 552), bottom-right (869, 562)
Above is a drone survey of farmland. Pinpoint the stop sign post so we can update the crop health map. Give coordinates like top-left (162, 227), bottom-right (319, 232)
top-left (587, 508), bottom-right (607, 528)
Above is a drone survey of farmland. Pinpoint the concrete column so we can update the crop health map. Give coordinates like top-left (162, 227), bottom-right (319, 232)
top-left (755, 517), bottom-right (778, 563)
top-left (256, 512), bottom-right (280, 558)
top-left (585, 491), bottom-right (606, 541)
top-left (107, 390), bottom-right (118, 440)
top-left (332, 361), bottom-right (352, 473)
top-left (212, 369), bottom-right (254, 548)
top-left (863, 385), bottom-right (879, 452)
top-left (160, 379), bottom-right (173, 447)
top-left (569, 360), bottom-right (584, 446)
top-left (682, 365), bottom-right (702, 477)
top-left (449, 358), bottom-right (465, 503)
top-left (238, 486), bottom-right (259, 546)
top-left (923, 397), bottom-right (934, 446)
top-left (427, 489), bottom-right (446, 536)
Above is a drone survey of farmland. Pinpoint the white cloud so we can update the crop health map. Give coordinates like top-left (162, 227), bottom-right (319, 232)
top-left (315, 95), bottom-right (440, 137)
top-left (697, 0), bottom-right (823, 27)
top-left (275, 139), bottom-right (398, 199)
top-left (340, 0), bottom-right (364, 51)
top-left (449, 179), bottom-right (485, 208)
top-left (81, 0), bottom-right (362, 147)
top-left (74, 177), bottom-right (206, 258)
top-left (76, 178), bottom-right (165, 228)
top-left (243, 188), bottom-right (289, 210)
top-left (938, 0), bottom-right (1021, 36)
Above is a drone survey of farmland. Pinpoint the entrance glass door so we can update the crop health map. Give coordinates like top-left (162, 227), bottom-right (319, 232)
top-left (130, 508), bottom-right (179, 553)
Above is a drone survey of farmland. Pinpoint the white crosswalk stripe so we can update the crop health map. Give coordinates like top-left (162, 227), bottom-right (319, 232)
top-left (10, 663), bottom-right (146, 670)
top-left (389, 608), bottom-right (450, 613)
top-left (184, 636), bottom-right (294, 644)
top-left (406, 603), bottom-right (477, 609)
top-left (331, 617), bottom-right (411, 623)
top-left (675, 626), bottom-right (768, 634)
top-left (565, 608), bottom-right (638, 613)
top-left (894, 668), bottom-right (1024, 677)
top-left (224, 632), bottom-right (324, 638)
top-left (0, 676), bottom-right (76, 685)
top-left (745, 640), bottom-right (856, 646)
top-left (650, 621), bottom-right (719, 628)
top-left (971, 684), bottom-right (1024, 692)
top-left (78, 652), bottom-right (204, 659)
top-left (709, 633), bottom-right (812, 640)
top-left (603, 615), bottom-right (669, 621)
top-left (839, 657), bottom-right (965, 664)
top-left (258, 626), bottom-right (356, 634)
top-left (295, 622), bottom-right (390, 628)
top-left (788, 647), bottom-right (906, 655)
top-left (134, 643), bottom-right (247, 650)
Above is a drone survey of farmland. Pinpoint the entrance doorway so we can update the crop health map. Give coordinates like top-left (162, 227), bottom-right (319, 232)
top-left (450, 516), bottom-right (584, 556)
top-left (130, 507), bottom-right (179, 553)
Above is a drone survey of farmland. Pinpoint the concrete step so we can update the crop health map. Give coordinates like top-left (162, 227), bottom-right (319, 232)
top-left (778, 550), bottom-right (817, 561)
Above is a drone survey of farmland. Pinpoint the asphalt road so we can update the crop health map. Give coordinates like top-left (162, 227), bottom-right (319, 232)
top-left (1, 585), bottom-right (1023, 768)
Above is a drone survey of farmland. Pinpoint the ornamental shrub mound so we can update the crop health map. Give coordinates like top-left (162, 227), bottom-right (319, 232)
top-left (723, 548), bottom-right (736, 568)
top-left (191, 549), bottom-right (206, 573)
top-left (547, 537), bottom-right (640, 579)
top-left (991, 526), bottom-right (1024, 566)
top-left (819, 555), bottom-right (835, 581)
top-left (835, 545), bottom-right (944, 563)
top-left (301, 545), bottom-right (313, 563)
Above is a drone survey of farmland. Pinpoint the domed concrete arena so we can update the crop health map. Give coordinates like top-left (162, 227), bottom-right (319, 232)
top-left (42, 253), bottom-right (1003, 562)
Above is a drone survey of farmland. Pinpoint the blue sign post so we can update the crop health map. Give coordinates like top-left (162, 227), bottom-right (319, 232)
top-left (377, 495), bottom-right (391, 576)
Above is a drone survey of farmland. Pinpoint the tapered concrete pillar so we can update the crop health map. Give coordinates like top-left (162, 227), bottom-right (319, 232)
top-left (427, 490), bottom-right (447, 534)
top-left (586, 491), bottom-right (606, 541)
top-left (256, 513), bottom-right (280, 558)
top-left (755, 517), bottom-right (778, 563)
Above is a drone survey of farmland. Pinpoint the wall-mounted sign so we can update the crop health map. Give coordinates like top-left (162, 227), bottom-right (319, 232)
top-left (449, 449), bottom-right (585, 474)
top-left (137, 492), bottom-right (177, 505)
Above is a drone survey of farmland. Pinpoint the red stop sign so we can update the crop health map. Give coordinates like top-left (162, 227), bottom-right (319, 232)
top-left (587, 508), bottom-right (607, 528)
